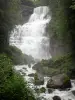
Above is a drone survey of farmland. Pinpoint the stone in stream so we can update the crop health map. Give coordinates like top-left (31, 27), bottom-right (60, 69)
top-left (40, 87), bottom-right (46, 93)
top-left (21, 72), bottom-right (26, 76)
top-left (34, 73), bottom-right (44, 85)
top-left (28, 73), bottom-right (35, 77)
top-left (22, 67), bottom-right (27, 71)
top-left (36, 97), bottom-right (46, 100)
top-left (72, 90), bottom-right (75, 96)
top-left (34, 87), bottom-right (46, 94)
top-left (18, 69), bottom-right (26, 76)
top-left (53, 96), bottom-right (61, 100)
top-left (47, 74), bottom-right (71, 89)
top-left (48, 88), bottom-right (54, 93)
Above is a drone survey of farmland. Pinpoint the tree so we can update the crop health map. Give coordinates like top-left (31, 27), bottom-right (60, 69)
top-left (0, 0), bottom-right (21, 52)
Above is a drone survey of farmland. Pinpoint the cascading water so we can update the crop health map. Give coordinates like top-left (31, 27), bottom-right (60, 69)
top-left (10, 6), bottom-right (75, 100)
top-left (10, 6), bottom-right (51, 60)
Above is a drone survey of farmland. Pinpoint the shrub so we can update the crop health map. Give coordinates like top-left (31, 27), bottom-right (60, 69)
top-left (5, 46), bottom-right (35, 65)
top-left (0, 54), bottom-right (36, 100)
top-left (0, 73), bottom-right (36, 100)
top-left (0, 54), bottom-right (13, 84)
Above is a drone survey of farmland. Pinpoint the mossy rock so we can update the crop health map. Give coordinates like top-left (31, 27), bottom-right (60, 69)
top-left (5, 46), bottom-right (35, 65)
top-left (40, 87), bottom-right (46, 93)
top-left (34, 73), bottom-right (44, 85)
top-left (47, 74), bottom-right (71, 89)
top-left (53, 96), bottom-right (61, 100)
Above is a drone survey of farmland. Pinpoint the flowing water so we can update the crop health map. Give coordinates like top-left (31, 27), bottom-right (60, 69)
top-left (10, 6), bottom-right (75, 100)
top-left (10, 6), bottom-right (51, 60)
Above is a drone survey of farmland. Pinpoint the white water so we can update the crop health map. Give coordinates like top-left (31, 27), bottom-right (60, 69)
top-left (14, 65), bottom-right (75, 100)
top-left (10, 6), bottom-right (75, 100)
top-left (10, 6), bottom-right (51, 60)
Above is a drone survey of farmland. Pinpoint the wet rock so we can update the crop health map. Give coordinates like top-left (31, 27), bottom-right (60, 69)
top-left (72, 90), bottom-right (75, 96)
top-left (34, 88), bottom-right (40, 93)
top-left (28, 78), bottom-right (34, 83)
top-left (53, 96), bottom-right (61, 100)
top-left (28, 64), bottom-right (31, 68)
top-left (21, 72), bottom-right (26, 76)
top-left (48, 88), bottom-right (54, 93)
top-left (36, 97), bottom-right (46, 100)
top-left (19, 69), bottom-right (23, 73)
top-left (34, 73), bottom-right (44, 85)
top-left (19, 70), bottom-right (26, 76)
top-left (22, 67), bottom-right (27, 71)
top-left (28, 73), bottom-right (35, 77)
top-left (40, 87), bottom-right (46, 93)
top-left (59, 88), bottom-right (70, 91)
top-left (47, 74), bottom-right (71, 89)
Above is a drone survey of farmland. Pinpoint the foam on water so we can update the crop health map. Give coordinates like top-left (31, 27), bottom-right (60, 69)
top-left (14, 65), bottom-right (75, 100)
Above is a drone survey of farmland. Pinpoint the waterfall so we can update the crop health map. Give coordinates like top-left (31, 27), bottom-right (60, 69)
top-left (10, 6), bottom-right (51, 60)
top-left (10, 6), bottom-right (75, 100)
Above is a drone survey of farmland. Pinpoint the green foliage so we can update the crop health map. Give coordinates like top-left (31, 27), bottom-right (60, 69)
top-left (21, 0), bottom-right (34, 6)
top-left (40, 87), bottom-right (46, 93)
top-left (0, 54), bottom-right (13, 84)
top-left (37, 0), bottom-right (75, 57)
top-left (48, 0), bottom-right (71, 40)
top-left (34, 73), bottom-right (39, 81)
top-left (0, 0), bottom-right (21, 52)
top-left (33, 0), bottom-right (49, 6)
top-left (7, 0), bottom-right (22, 25)
top-left (5, 46), bottom-right (35, 65)
top-left (5, 46), bottom-right (26, 65)
top-left (63, 75), bottom-right (70, 84)
top-left (0, 54), bottom-right (36, 100)
top-left (34, 87), bottom-right (46, 94)
top-left (0, 73), bottom-right (35, 100)
top-left (70, 0), bottom-right (75, 9)
top-left (34, 53), bottom-right (75, 77)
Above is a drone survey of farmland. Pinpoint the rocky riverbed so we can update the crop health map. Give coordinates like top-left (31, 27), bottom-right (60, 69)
top-left (14, 64), bottom-right (75, 100)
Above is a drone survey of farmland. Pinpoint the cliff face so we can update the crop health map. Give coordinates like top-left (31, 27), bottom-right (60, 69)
top-left (35, 0), bottom-right (73, 57)
top-left (21, 0), bottom-right (34, 23)
top-left (49, 35), bottom-right (71, 57)
top-left (0, 0), bottom-right (34, 52)
top-left (21, 5), bottom-right (34, 23)
top-left (48, 0), bottom-right (72, 57)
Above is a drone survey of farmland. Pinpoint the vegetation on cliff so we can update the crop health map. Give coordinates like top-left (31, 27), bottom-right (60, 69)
top-left (0, 0), bottom-right (34, 52)
top-left (34, 0), bottom-right (75, 56)
top-left (33, 53), bottom-right (75, 78)
top-left (0, 0), bottom-right (75, 99)
top-left (32, 0), bottom-right (75, 78)
top-left (4, 46), bottom-right (35, 65)
top-left (0, 54), bottom-right (36, 100)
top-left (0, 0), bottom-right (35, 100)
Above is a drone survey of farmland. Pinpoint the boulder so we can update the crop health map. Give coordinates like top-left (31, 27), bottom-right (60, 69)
top-left (72, 90), bottom-right (75, 96)
top-left (34, 73), bottom-right (44, 85)
top-left (48, 88), bottom-right (54, 93)
top-left (28, 73), bottom-right (35, 77)
top-left (53, 96), bottom-right (61, 100)
top-left (40, 87), bottom-right (46, 93)
top-left (47, 74), bottom-right (71, 89)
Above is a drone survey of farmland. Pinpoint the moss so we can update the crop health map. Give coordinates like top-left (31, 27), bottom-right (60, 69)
top-left (63, 75), bottom-right (70, 84)
top-left (34, 73), bottom-right (39, 84)
top-left (40, 87), bottom-right (46, 93)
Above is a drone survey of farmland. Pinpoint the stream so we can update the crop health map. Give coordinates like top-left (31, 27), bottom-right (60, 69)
top-left (10, 6), bottom-right (75, 100)
top-left (14, 64), bottom-right (75, 100)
